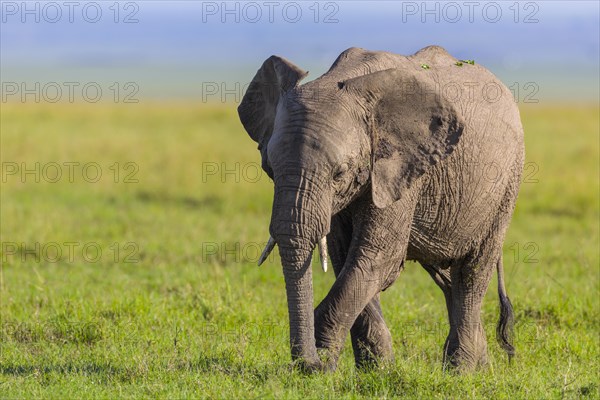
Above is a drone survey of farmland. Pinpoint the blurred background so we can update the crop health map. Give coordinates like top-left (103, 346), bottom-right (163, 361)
top-left (2, 0), bottom-right (599, 101)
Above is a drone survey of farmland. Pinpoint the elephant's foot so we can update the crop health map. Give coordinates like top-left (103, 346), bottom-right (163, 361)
top-left (444, 350), bottom-right (487, 373)
top-left (351, 316), bottom-right (395, 369)
top-left (352, 338), bottom-right (394, 370)
top-left (314, 331), bottom-right (344, 371)
top-left (443, 325), bottom-right (488, 373)
top-left (291, 354), bottom-right (326, 374)
top-left (293, 359), bottom-right (324, 374)
top-left (289, 342), bottom-right (328, 374)
top-left (315, 347), bottom-right (340, 371)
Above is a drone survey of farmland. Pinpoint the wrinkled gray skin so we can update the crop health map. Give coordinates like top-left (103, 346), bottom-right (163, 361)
top-left (238, 46), bottom-right (524, 373)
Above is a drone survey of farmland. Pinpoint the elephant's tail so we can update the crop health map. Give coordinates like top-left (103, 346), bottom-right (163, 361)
top-left (496, 258), bottom-right (515, 361)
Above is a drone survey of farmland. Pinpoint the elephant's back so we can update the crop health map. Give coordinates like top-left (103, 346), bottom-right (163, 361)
top-left (326, 46), bottom-right (458, 78)
top-left (410, 46), bottom-right (525, 152)
top-left (323, 47), bottom-right (411, 81)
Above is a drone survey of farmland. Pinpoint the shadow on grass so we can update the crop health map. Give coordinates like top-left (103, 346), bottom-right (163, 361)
top-left (0, 353), bottom-right (277, 386)
top-left (0, 362), bottom-right (132, 383)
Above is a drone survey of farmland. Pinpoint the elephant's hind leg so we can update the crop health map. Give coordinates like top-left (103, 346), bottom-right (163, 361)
top-left (318, 213), bottom-right (394, 369)
top-left (444, 245), bottom-right (500, 372)
top-left (349, 293), bottom-right (394, 369)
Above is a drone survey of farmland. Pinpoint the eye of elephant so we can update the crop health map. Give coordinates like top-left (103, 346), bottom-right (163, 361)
top-left (333, 163), bottom-right (349, 181)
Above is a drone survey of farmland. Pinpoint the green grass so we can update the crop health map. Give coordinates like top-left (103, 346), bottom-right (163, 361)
top-left (1, 102), bottom-right (598, 399)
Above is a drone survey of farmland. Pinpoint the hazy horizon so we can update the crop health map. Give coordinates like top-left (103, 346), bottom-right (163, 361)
top-left (2, 1), bottom-right (598, 101)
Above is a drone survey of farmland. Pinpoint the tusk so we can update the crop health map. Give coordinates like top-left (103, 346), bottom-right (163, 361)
top-left (258, 236), bottom-right (276, 266)
top-left (318, 236), bottom-right (328, 272)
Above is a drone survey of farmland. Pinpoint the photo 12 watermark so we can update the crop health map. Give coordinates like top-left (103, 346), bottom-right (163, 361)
top-left (1, 161), bottom-right (139, 184)
top-left (200, 80), bottom-right (539, 104)
top-left (1, 1), bottom-right (140, 23)
top-left (198, 160), bottom-right (538, 187)
top-left (398, 320), bottom-right (541, 345)
top-left (399, 1), bottom-right (540, 24)
top-left (508, 241), bottom-right (540, 264)
top-left (1, 319), bottom-right (141, 345)
top-left (1, 241), bottom-right (140, 264)
top-left (200, 1), bottom-right (340, 24)
top-left (201, 162), bottom-right (269, 184)
top-left (1, 82), bottom-right (140, 103)
top-left (198, 321), bottom-right (285, 344)
top-left (202, 241), bottom-right (277, 265)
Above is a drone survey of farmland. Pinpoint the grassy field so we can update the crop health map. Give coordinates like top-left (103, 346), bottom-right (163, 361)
top-left (1, 102), bottom-right (598, 399)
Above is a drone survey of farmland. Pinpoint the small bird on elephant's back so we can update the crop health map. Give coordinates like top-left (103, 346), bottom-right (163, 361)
top-left (238, 46), bottom-right (524, 373)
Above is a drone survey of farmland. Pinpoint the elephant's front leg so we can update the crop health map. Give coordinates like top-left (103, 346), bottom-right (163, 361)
top-left (314, 198), bottom-right (415, 368)
top-left (422, 263), bottom-right (454, 355)
top-left (317, 212), bottom-right (394, 369)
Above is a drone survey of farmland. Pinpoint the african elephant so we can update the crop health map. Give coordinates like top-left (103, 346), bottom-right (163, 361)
top-left (238, 46), bottom-right (524, 372)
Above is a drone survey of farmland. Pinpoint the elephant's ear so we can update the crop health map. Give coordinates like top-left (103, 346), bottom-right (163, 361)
top-left (238, 56), bottom-right (308, 175)
top-left (342, 68), bottom-right (464, 208)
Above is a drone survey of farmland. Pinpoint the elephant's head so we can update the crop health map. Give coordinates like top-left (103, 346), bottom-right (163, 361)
top-left (238, 54), bottom-right (463, 369)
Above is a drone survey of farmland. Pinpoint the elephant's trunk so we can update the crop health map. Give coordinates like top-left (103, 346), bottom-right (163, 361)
top-left (269, 171), bottom-right (331, 370)
top-left (278, 243), bottom-right (319, 367)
